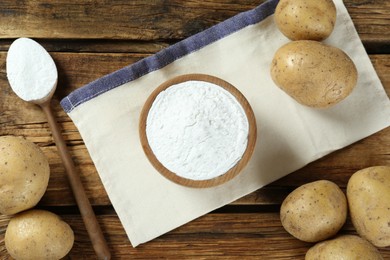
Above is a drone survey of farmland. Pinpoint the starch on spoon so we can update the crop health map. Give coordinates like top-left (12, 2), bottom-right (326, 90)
top-left (6, 37), bottom-right (57, 102)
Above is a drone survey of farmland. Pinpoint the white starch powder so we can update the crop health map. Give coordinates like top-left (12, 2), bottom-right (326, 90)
top-left (6, 38), bottom-right (57, 102)
top-left (146, 80), bottom-right (249, 181)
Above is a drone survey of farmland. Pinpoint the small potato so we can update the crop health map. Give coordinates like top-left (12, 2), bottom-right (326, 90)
top-left (274, 0), bottom-right (337, 41)
top-left (271, 40), bottom-right (357, 108)
top-left (280, 180), bottom-right (347, 242)
top-left (5, 209), bottom-right (74, 260)
top-left (347, 166), bottom-right (390, 247)
top-left (0, 136), bottom-right (50, 215)
top-left (305, 235), bottom-right (383, 260)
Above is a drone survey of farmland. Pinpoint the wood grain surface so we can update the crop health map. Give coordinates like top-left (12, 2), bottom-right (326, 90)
top-left (0, 0), bottom-right (389, 259)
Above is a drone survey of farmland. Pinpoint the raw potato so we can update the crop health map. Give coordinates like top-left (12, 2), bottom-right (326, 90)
top-left (5, 209), bottom-right (74, 260)
top-left (0, 136), bottom-right (50, 215)
top-left (305, 235), bottom-right (383, 260)
top-left (280, 180), bottom-right (347, 242)
top-left (271, 40), bottom-right (357, 108)
top-left (274, 0), bottom-right (337, 41)
top-left (347, 166), bottom-right (390, 247)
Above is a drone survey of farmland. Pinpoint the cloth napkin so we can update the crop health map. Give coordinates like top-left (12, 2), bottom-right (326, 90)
top-left (60, 0), bottom-right (390, 247)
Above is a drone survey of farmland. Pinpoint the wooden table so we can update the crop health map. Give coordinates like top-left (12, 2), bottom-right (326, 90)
top-left (0, 1), bottom-right (389, 259)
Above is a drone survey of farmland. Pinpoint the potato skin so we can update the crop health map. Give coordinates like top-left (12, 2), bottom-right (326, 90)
top-left (5, 209), bottom-right (74, 260)
top-left (347, 166), bottom-right (390, 247)
top-left (305, 235), bottom-right (383, 260)
top-left (280, 180), bottom-right (347, 242)
top-left (0, 136), bottom-right (50, 215)
top-left (271, 40), bottom-right (357, 108)
top-left (274, 0), bottom-right (336, 41)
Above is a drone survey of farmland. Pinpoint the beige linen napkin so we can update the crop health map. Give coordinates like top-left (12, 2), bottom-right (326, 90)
top-left (61, 0), bottom-right (390, 246)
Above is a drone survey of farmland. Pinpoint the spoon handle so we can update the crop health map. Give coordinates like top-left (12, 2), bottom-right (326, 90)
top-left (41, 102), bottom-right (111, 260)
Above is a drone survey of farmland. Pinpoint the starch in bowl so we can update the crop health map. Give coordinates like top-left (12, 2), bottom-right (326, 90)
top-left (139, 74), bottom-right (257, 188)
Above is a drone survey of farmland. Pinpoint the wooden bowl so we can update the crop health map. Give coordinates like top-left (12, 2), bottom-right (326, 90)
top-left (139, 74), bottom-right (257, 188)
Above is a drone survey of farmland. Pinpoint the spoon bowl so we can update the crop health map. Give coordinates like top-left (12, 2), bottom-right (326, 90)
top-left (7, 38), bottom-right (58, 104)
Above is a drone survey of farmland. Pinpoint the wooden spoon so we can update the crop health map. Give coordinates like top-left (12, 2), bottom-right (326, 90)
top-left (6, 38), bottom-right (111, 260)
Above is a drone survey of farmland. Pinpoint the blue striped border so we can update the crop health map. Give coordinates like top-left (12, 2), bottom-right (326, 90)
top-left (60, 0), bottom-right (278, 113)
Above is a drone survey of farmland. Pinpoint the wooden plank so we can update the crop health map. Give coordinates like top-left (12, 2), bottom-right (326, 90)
top-left (344, 0), bottom-right (390, 43)
top-left (0, 213), bottom-right (389, 259)
top-left (0, 39), bottom-right (169, 54)
top-left (0, 0), bottom-right (388, 45)
top-left (0, 0), bottom-right (265, 40)
top-left (0, 52), bottom-right (389, 206)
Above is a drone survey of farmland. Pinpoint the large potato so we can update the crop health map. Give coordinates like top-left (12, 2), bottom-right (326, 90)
top-left (347, 166), bottom-right (390, 247)
top-left (274, 0), bottom-right (337, 41)
top-left (0, 136), bottom-right (50, 215)
top-left (280, 180), bottom-right (347, 242)
top-left (305, 235), bottom-right (383, 260)
top-left (5, 209), bottom-right (74, 260)
top-left (270, 40), bottom-right (357, 108)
